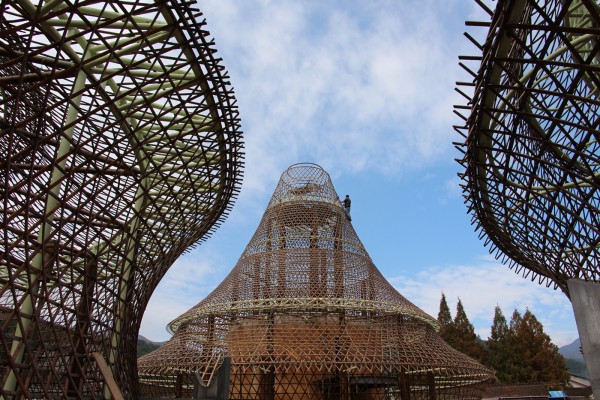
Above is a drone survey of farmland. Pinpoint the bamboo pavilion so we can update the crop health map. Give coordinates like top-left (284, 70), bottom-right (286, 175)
top-left (139, 163), bottom-right (495, 399)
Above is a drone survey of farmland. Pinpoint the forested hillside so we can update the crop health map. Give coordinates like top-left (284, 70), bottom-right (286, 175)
top-left (137, 336), bottom-right (165, 358)
top-left (437, 294), bottom-right (571, 383)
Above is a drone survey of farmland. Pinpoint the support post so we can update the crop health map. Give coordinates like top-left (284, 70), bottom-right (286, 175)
top-left (3, 62), bottom-right (88, 397)
top-left (427, 371), bottom-right (436, 400)
top-left (194, 357), bottom-right (231, 400)
top-left (92, 352), bottom-right (124, 400)
top-left (567, 278), bottom-right (600, 399)
top-left (67, 253), bottom-right (98, 396)
top-left (333, 214), bottom-right (344, 299)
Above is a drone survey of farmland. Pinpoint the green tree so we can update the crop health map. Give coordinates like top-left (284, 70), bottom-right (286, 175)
top-left (437, 293), bottom-right (458, 350)
top-left (489, 308), bottom-right (570, 384)
top-left (490, 305), bottom-right (509, 341)
top-left (137, 338), bottom-right (162, 358)
top-left (512, 309), bottom-right (570, 384)
top-left (509, 309), bottom-right (522, 331)
top-left (438, 293), bottom-right (452, 327)
top-left (451, 299), bottom-right (486, 362)
top-left (487, 306), bottom-right (520, 382)
top-left (505, 309), bottom-right (529, 383)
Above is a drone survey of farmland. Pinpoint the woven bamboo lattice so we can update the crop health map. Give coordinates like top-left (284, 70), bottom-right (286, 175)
top-left (138, 163), bottom-right (495, 399)
top-left (455, 0), bottom-right (600, 296)
top-left (0, 1), bottom-right (243, 398)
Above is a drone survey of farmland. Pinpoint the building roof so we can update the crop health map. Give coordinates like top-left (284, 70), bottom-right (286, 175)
top-left (483, 383), bottom-right (549, 399)
top-left (483, 382), bottom-right (594, 400)
top-left (138, 163), bottom-right (496, 399)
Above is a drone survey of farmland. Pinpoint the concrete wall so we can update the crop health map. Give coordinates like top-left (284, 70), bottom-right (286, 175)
top-left (567, 279), bottom-right (600, 399)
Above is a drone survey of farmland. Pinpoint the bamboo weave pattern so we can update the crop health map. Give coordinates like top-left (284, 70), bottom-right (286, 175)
top-left (0, 1), bottom-right (243, 398)
top-left (455, 0), bottom-right (600, 296)
top-left (139, 163), bottom-right (495, 399)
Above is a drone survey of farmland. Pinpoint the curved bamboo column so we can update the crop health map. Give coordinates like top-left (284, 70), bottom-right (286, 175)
top-left (0, 1), bottom-right (244, 398)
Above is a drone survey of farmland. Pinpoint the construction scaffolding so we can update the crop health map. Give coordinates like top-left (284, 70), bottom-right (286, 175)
top-left (0, 0), bottom-right (243, 398)
top-left (138, 163), bottom-right (495, 399)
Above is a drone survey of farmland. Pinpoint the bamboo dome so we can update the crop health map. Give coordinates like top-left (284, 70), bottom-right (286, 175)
top-left (139, 163), bottom-right (495, 399)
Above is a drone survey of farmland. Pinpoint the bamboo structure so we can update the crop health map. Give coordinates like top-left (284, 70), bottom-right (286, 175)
top-left (455, 0), bottom-right (600, 296)
top-left (0, 1), bottom-right (243, 398)
top-left (138, 163), bottom-right (495, 399)
top-left (455, 1), bottom-right (600, 397)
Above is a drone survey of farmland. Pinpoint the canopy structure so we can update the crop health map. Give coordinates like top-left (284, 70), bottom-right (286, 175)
top-left (139, 163), bottom-right (495, 399)
top-left (455, 0), bottom-right (600, 296)
top-left (455, 0), bottom-right (600, 397)
top-left (0, 1), bottom-right (243, 398)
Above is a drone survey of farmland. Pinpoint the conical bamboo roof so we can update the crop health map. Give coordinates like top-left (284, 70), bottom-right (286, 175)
top-left (139, 163), bottom-right (495, 399)
top-left (169, 162), bottom-right (436, 332)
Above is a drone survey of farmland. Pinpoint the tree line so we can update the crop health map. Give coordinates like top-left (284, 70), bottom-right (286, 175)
top-left (437, 294), bottom-right (570, 384)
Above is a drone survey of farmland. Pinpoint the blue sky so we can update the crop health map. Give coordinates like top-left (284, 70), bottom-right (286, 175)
top-left (140, 0), bottom-right (579, 347)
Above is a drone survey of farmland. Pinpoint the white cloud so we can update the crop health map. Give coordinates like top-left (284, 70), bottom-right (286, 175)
top-left (200, 1), bottom-right (481, 196)
top-left (140, 1), bottom-right (582, 352)
top-left (389, 256), bottom-right (579, 347)
top-left (140, 254), bottom-right (223, 341)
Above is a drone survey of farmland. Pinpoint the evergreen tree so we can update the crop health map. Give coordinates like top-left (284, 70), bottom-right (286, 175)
top-left (488, 308), bottom-right (570, 384)
top-left (438, 293), bottom-right (452, 327)
top-left (451, 299), bottom-right (486, 362)
top-left (454, 300), bottom-right (475, 336)
top-left (437, 293), bottom-right (456, 348)
top-left (504, 309), bottom-right (528, 382)
top-left (512, 310), bottom-right (570, 384)
top-left (509, 309), bottom-right (522, 331)
top-left (490, 305), bottom-right (509, 341)
top-left (487, 306), bottom-right (518, 382)
top-left (437, 293), bottom-right (458, 351)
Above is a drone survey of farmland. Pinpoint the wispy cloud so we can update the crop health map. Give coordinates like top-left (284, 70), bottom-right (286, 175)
top-left (201, 0), bottom-right (483, 196)
top-left (140, 2), bottom-right (580, 351)
top-left (140, 254), bottom-right (224, 340)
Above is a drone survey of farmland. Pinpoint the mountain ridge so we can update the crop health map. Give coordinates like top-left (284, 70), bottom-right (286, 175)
top-left (137, 335), bottom-right (166, 358)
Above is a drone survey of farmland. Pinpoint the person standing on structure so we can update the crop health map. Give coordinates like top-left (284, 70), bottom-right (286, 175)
top-left (342, 195), bottom-right (351, 221)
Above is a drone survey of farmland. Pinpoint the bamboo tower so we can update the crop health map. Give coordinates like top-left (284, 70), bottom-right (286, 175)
top-left (139, 163), bottom-right (495, 399)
